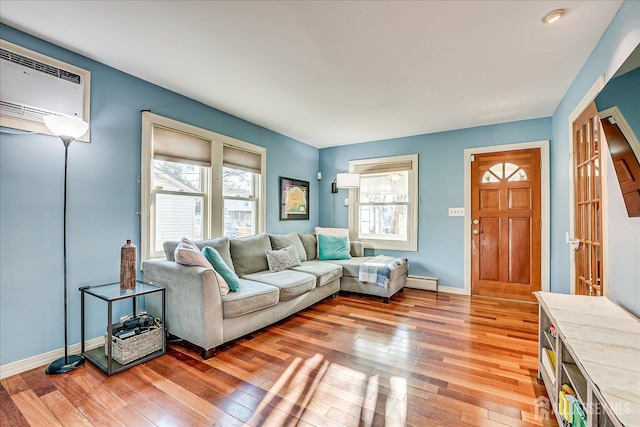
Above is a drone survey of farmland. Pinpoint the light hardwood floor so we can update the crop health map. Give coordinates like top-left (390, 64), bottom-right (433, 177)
top-left (1, 289), bottom-right (557, 426)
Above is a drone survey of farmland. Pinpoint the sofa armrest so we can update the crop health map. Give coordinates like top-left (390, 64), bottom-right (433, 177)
top-left (350, 241), bottom-right (364, 257)
top-left (142, 259), bottom-right (223, 352)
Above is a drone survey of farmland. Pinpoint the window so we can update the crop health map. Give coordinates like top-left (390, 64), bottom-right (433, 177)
top-left (223, 145), bottom-right (262, 238)
top-left (348, 154), bottom-right (418, 251)
top-left (141, 112), bottom-right (265, 261)
top-left (154, 159), bottom-right (206, 252)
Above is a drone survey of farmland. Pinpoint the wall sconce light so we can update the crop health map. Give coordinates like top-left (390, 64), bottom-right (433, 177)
top-left (331, 172), bottom-right (360, 193)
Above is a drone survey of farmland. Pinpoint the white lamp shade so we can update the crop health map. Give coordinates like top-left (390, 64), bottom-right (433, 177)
top-left (336, 172), bottom-right (360, 188)
top-left (44, 115), bottom-right (89, 139)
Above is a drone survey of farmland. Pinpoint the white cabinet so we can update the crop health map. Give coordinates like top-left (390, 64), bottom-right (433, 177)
top-left (535, 292), bottom-right (639, 427)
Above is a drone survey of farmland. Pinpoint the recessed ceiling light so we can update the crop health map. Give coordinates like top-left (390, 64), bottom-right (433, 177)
top-left (542, 9), bottom-right (566, 24)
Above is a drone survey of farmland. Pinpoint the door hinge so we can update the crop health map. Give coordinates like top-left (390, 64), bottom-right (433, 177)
top-left (470, 155), bottom-right (475, 162)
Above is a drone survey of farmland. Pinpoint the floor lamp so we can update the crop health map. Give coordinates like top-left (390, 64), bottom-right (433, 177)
top-left (44, 115), bottom-right (89, 375)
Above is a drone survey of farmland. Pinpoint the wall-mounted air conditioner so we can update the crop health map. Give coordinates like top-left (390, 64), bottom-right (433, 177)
top-left (0, 39), bottom-right (90, 141)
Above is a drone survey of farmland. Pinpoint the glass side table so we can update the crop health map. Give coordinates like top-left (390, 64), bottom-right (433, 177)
top-left (80, 281), bottom-right (166, 376)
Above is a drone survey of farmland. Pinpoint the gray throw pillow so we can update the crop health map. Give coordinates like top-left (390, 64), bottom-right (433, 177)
top-left (265, 245), bottom-right (301, 272)
top-left (298, 233), bottom-right (317, 260)
top-left (269, 232), bottom-right (307, 262)
top-left (230, 233), bottom-right (272, 276)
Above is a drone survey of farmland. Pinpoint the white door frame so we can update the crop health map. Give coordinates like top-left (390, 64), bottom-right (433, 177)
top-left (567, 76), bottom-right (609, 295)
top-left (463, 140), bottom-right (550, 296)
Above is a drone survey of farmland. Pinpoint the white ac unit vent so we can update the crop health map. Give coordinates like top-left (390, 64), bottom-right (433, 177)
top-left (0, 46), bottom-right (85, 123)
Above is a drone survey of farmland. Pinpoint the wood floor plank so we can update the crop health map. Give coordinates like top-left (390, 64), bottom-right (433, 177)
top-left (0, 289), bottom-right (556, 426)
top-left (117, 389), bottom-right (185, 427)
top-left (10, 390), bottom-right (63, 427)
top-left (75, 395), bottom-right (126, 427)
top-left (40, 390), bottom-right (93, 427)
top-left (0, 375), bottom-right (29, 396)
top-left (0, 384), bottom-right (29, 427)
top-left (70, 368), bottom-right (127, 412)
top-left (110, 405), bottom-right (155, 427)
top-left (19, 368), bottom-right (56, 397)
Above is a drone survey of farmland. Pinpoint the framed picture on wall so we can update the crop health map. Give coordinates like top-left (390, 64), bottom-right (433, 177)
top-left (280, 177), bottom-right (309, 220)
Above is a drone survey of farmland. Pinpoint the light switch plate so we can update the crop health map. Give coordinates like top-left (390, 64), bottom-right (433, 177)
top-left (448, 207), bottom-right (464, 216)
top-left (344, 198), bottom-right (349, 206)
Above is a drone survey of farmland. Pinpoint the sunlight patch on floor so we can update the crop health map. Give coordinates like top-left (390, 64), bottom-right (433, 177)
top-left (249, 353), bottom-right (409, 426)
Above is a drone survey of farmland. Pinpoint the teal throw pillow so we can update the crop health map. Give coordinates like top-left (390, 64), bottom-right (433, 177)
top-left (317, 234), bottom-right (351, 260)
top-left (202, 246), bottom-right (241, 292)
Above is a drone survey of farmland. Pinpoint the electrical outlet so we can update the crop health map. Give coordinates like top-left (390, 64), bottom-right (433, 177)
top-left (448, 207), bottom-right (465, 216)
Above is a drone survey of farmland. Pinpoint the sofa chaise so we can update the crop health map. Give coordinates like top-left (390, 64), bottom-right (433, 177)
top-left (142, 232), bottom-right (408, 359)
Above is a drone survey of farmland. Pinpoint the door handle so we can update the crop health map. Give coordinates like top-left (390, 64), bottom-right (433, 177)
top-left (473, 229), bottom-right (479, 235)
top-left (472, 219), bottom-right (479, 225)
top-left (565, 232), bottom-right (580, 250)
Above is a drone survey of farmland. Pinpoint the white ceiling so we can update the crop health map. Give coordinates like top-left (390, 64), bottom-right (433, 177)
top-left (0, 1), bottom-right (623, 148)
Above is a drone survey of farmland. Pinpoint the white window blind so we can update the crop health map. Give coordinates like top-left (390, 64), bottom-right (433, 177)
top-left (223, 145), bottom-right (261, 173)
top-left (353, 159), bottom-right (413, 174)
top-left (153, 125), bottom-right (211, 166)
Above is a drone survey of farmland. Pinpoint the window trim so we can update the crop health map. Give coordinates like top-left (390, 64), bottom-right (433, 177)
top-left (141, 112), bottom-right (266, 263)
top-left (348, 154), bottom-right (419, 251)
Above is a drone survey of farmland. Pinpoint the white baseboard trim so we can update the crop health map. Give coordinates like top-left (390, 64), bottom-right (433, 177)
top-left (437, 285), bottom-right (468, 295)
top-left (0, 336), bottom-right (103, 380)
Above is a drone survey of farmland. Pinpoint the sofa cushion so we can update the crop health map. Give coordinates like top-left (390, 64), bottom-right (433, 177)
top-left (266, 245), bottom-right (301, 272)
top-left (291, 261), bottom-right (342, 287)
top-left (242, 270), bottom-right (316, 301)
top-left (328, 256), bottom-right (409, 282)
top-left (298, 233), bottom-right (317, 260)
top-left (165, 237), bottom-right (235, 272)
top-left (269, 232), bottom-right (307, 262)
top-left (317, 234), bottom-right (351, 260)
top-left (202, 246), bottom-right (241, 292)
top-left (221, 279), bottom-right (279, 318)
top-left (230, 233), bottom-right (272, 276)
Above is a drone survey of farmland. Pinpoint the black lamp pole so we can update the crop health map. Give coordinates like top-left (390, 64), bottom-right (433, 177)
top-left (45, 134), bottom-right (85, 375)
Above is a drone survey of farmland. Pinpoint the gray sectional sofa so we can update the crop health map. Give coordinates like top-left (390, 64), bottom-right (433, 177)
top-left (142, 232), bottom-right (408, 359)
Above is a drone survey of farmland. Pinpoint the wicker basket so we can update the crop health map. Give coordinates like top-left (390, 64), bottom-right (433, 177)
top-left (104, 327), bottom-right (163, 365)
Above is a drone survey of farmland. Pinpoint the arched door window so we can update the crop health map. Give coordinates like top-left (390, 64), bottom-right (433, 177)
top-left (482, 162), bottom-right (528, 183)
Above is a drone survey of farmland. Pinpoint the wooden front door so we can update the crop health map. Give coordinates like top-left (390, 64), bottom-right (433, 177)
top-left (471, 149), bottom-right (541, 302)
top-left (572, 102), bottom-right (603, 295)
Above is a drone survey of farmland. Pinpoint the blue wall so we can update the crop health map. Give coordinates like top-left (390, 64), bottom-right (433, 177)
top-left (2, 1), bottom-right (639, 368)
top-left (551, 0), bottom-right (640, 315)
top-left (595, 67), bottom-right (640, 138)
top-left (319, 118), bottom-right (552, 289)
top-left (0, 24), bottom-right (319, 366)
